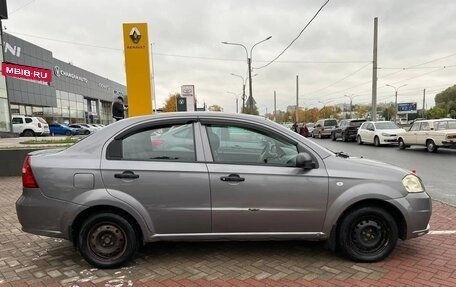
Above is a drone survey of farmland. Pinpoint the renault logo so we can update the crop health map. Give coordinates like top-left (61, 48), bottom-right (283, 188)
top-left (129, 27), bottom-right (141, 44)
top-left (54, 66), bottom-right (61, 77)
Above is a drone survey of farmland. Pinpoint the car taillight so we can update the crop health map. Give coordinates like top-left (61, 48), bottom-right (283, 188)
top-left (151, 139), bottom-right (164, 147)
top-left (22, 155), bottom-right (39, 188)
top-left (38, 123), bottom-right (42, 128)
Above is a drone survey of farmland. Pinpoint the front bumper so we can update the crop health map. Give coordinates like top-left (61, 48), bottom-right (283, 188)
top-left (387, 191), bottom-right (432, 240)
top-left (380, 136), bottom-right (398, 144)
top-left (16, 188), bottom-right (85, 240)
top-left (441, 140), bottom-right (456, 148)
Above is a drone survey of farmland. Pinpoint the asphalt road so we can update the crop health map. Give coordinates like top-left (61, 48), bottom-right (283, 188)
top-left (309, 137), bottom-right (456, 205)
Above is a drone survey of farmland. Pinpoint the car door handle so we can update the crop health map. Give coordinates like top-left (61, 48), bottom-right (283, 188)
top-left (114, 171), bottom-right (140, 179)
top-left (220, 174), bottom-right (245, 182)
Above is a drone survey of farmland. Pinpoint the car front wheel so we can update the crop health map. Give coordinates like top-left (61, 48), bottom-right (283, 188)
top-left (374, 136), bottom-right (381, 147)
top-left (78, 213), bottom-right (139, 269)
top-left (357, 135), bottom-right (363, 145)
top-left (338, 206), bottom-right (398, 262)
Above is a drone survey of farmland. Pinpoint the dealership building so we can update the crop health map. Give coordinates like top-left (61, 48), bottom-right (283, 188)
top-left (0, 32), bottom-right (127, 133)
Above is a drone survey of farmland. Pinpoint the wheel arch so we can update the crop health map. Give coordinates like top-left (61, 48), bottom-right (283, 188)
top-left (332, 199), bottom-right (407, 244)
top-left (70, 205), bottom-right (145, 247)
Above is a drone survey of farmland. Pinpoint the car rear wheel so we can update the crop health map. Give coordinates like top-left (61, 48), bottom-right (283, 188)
top-left (426, 140), bottom-right (438, 153)
top-left (78, 213), bottom-right (138, 269)
top-left (357, 135), bottom-right (363, 145)
top-left (84, 130), bottom-right (90, 135)
top-left (398, 138), bottom-right (407, 149)
top-left (374, 136), bottom-right (380, 147)
top-left (338, 206), bottom-right (398, 262)
top-left (22, 129), bottom-right (35, 137)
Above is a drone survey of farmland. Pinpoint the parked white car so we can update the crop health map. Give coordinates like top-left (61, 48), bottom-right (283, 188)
top-left (357, 121), bottom-right (405, 146)
top-left (11, 115), bottom-right (50, 137)
top-left (397, 119), bottom-right (456, 152)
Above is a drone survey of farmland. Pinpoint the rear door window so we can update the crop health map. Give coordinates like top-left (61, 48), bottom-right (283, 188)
top-left (12, 117), bottom-right (23, 124)
top-left (121, 123), bottom-right (196, 162)
top-left (25, 118), bottom-right (33, 123)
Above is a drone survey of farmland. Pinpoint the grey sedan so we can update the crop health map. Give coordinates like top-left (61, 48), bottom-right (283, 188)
top-left (16, 112), bottom-right (431, 268)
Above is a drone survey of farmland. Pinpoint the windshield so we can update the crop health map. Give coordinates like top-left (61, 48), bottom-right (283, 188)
top-left (375, 122), bottom-right (399, 130)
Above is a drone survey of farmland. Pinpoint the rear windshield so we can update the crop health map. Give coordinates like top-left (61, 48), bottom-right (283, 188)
top-left (37, 117), bottom-right (47, 124)
top-left (324, 120), bottom-right (338, 126)
top-left (350, 120), bottom-right (365, 127)
top-left (375, 122), bottom-right (399, 130)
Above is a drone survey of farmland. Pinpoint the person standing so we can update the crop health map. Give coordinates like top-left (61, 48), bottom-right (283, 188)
top-left (112, 96), bottom-right (126, 121)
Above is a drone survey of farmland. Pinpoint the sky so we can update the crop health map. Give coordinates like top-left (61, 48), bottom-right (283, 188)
top-left (5, 0), bottom-right (456, 113)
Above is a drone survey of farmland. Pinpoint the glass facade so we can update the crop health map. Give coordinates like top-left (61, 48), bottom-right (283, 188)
top-left (0, 28), bottom-right (11, 132)
top-left (10, 92), bottom-right (113, 125)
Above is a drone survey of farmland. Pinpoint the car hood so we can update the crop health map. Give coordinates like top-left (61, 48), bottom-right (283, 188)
top-left (323, 155), bottom-right (410, 182)
top-left (377, 128), bottom-right (405, 134)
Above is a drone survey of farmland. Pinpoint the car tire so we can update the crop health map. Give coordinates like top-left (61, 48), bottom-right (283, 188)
top-left (342, 132), bottom-right (348, 142)
top-left (357, 135), bottom-right (363, 145)
top-left (22, 130), bottom-right (35, 137)
top-left (338, 206), bottom-right (398, 262)
top-left (374, 136), bottom-right (380, 147)
top-left (331, 132), bottom-right (336, 141)
top-left (426, 140), bottom-right (438, 153)
top-left (84, 130), bottom-right (90, 135)
top-left (78, 213), bottom-right (139, 269)
top-left (65, 130), bottom-right (72, 136)
top-left (398, 138), bottom-right (406, 150)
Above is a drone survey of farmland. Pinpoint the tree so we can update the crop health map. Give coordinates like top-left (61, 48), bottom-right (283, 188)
top-left (243, 105), bottom-right (259, 115)
top-left (208, 104), bottom-right (223, 112)
top-left (382, 105), bottom-right (396, 121)
top-left (163, 93), bottom-right (180, 112)
top-left (434, 85), bottom-right (456, 118)
top-left (426, 106), bottom-right (447, 119)
top-left (353, 105), bottom-right (369, 119)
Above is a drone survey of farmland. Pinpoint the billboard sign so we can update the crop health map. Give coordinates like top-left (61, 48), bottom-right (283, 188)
top-left (181, 85), bottom-right (194, 97)
top-left (397, 102), bottom-right (417, 114)
top-left (2, 62), bottom-right (52, 83)
top-left (122, 23), bottom-right (153, 116)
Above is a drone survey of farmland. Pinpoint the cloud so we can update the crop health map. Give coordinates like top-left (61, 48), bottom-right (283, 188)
top-left (5, 0), bottom-right (456, 112)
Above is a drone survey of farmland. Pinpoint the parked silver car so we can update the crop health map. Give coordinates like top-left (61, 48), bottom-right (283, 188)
top-left (16, 112), bottom-right (431, 268)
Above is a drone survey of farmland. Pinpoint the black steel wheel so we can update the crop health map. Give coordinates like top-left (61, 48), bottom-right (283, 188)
top-left (78, 213), bottom-right (138, 268)
top-left (338, 206), bottom-right (398, 262)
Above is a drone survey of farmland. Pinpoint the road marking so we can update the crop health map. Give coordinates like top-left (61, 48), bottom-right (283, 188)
top-left (429, 230), bottom-right (456, 235)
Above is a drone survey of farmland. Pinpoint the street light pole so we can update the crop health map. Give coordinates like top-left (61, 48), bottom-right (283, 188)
top-left (222, 36), bottom-right (272, 110)
top-left (385, 84), bottom-right (407, 121)
top-left (344, 95), bottom-right (359, 119)
top-left (226, 91), bottom-right (239, 113)
top-left (231, 73), bottom-right (246, 111)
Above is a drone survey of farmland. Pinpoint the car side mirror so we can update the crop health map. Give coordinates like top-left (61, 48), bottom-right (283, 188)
top-left (296, 152), bottom-right (315, 170)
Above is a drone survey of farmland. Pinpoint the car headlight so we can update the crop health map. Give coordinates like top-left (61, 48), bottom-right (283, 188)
top-left (381, 132), bottom-right (390, 136)
top-left (402, 174), bottom-right (425, 193)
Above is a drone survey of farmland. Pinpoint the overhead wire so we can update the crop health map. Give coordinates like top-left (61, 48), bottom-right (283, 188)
top-left (254, 0), bottom-right (330, 70)
top-left (7, 31), bottom-right (368, 64)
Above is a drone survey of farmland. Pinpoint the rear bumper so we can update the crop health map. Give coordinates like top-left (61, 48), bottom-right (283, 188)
top-left (441, 140), bottom-right (456, 148)
top-left (16, 188), bottom-right (85, 240)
